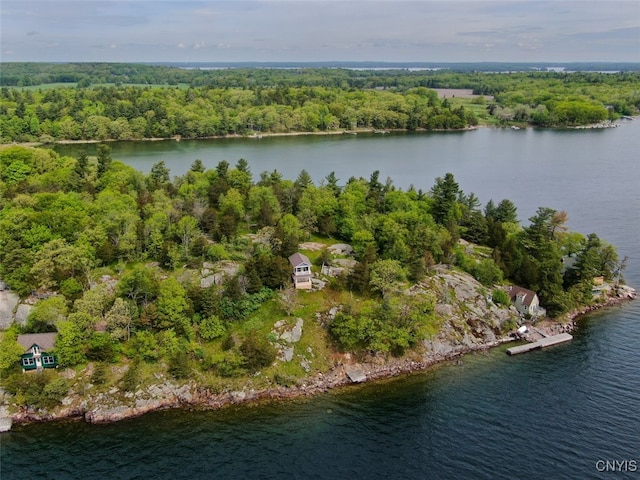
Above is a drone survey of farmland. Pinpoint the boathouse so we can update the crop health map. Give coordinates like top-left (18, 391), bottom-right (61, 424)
top-left (288, 252), bottom-right (313, 290)
top-left (17, 333), bottom-right (58, 371)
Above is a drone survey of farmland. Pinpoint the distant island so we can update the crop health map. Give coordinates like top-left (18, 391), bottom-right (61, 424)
top-left (1, 63), bottom-right (639, 145)
top-left (0, 144), bottom-right (635, 428)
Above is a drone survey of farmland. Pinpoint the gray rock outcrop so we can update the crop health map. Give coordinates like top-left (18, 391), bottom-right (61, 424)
top-left (416, 265), bottom-right (518, 355)
top-left (272, 318), bottom-right (304, 362)
top-left (0, 290), bottom-right (20, 330)
top-left (14, 304), bottom-right (34, 327)
top-left (84, 381), bottom-right (195, 423)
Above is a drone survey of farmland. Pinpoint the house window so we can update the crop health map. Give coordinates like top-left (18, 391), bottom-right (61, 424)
top-left (42, 356), bottom-right (55, 365)
top-left (22, 358), bottom-right (35, 366)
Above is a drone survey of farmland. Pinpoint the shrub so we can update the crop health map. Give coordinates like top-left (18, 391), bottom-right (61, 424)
top-left (273, 373), bottom-right (296, 387)
top-left (87, 332), bottom-right (117, 362)
top-left (60, 277), bottom-right (84, 301)
top-left (0, 326), bottom-right (24, 373)
top-left (492, 288), bottom-right (511, 307)
top-left (206, 244), bottom-right (230, 261)
top-left (121, 361), bottom-right (140, 392)
top-left (501, 317), bottom-right (518, 334)
top-left (240, 331), bottom-right (277, 371)
top-left (220, 288), bottom-right (274, 321)
top-left (473, 259), bottom-right (504, 286)
top-left (199, 315), bottom-right (226, 341)
top-left (23, 296), bottom-right (67, 334)
top-left (316, 249), bottom-right (332, 267)
top-left (454, 250), bottom-right (474, 272)
top-left (221, 335), bottom-right (235, 351)
top-left (91, 363), bottom-right (108, 385)
top-left (129, 330), bottom-right (160, 362)
top-left (330, 311), bottom-right (368, 351)
top-left (212, 353), bottom-right (245, 378)
top-left (157, 329), bottom-right (181, 357)
top-left (2, 371), bottom-right (69, 410)
top-left (42, 377), bottom-right (70, 407)
top-left (168, 351), bottom-right (191, 379)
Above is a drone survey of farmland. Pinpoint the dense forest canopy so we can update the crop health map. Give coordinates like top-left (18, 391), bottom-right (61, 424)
top-left (0, 84), bottom-right (474, 142)
top-left (0, 145), bottom-right (620, 344)
top-left (1, 64), bottom-right (639, 143)
top-left (3, 62), bottom-right (640, 87)
top-left (0, 142), bottom-right (625, 409)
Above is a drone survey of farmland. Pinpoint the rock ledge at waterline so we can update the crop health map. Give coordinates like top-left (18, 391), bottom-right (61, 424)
top-left (4, 274), bottom-right (636, 427)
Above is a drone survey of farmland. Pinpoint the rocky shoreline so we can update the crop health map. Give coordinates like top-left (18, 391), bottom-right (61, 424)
top-left (3, 287), bottom-right (635, 429)
top-left (8, 337), bottom-right (509, 427)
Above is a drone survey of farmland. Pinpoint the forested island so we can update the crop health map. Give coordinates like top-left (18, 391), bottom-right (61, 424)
top-left (1, 63), bottom-right (639, 144)
top-left (0, 143), bottom-right (633, 425)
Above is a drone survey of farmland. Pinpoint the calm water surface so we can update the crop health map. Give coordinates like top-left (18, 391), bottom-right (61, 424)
top-left (4, 122), bottom-right (639, 479)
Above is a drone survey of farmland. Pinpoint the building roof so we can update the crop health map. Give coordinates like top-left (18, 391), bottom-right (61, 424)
top-left (508, 285), bottom-right (538, 307)
top-left (288, 252), bottom-right (311, 268)
top-left (561, 255), bottom-right (577, 274)
top-left (17, 332), bottom-right (57, 352)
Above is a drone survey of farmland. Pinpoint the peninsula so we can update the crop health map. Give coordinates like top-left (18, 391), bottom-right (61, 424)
top-left (0, 144), bottom-right (635, 428)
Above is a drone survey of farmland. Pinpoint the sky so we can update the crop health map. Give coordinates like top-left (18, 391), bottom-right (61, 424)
top-left (1, 0), bottom-right (639, 63)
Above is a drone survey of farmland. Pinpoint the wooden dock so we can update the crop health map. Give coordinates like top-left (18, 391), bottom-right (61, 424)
top-left (506, 333), bottom-right (573, 355)
top-left (345, 365), bottom-right (367, 383)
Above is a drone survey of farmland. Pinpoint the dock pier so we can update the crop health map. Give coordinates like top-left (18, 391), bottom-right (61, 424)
top-left (506, 333), bottom-right (573, 355)
top-left (344, 365), bottom-right (367, 383)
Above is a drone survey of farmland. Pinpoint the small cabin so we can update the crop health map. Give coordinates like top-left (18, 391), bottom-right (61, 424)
top-left (288, 252), bottom-right (313, 290)
top-left (508, 285), bottom-right (542, 317)
top-left (17, 333), bottom-right (58, 371)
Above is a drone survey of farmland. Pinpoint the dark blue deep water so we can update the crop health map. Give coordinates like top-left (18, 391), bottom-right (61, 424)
top-left (4, 121), bottom-right (640, 479)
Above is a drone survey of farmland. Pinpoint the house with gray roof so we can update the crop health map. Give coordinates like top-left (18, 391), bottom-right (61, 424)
top-left (288, 252), bottom-right (313, 290)
top-left (508, 285), bottom-right (543, 317)
top-left (17, 332), bottom-right (58, 371)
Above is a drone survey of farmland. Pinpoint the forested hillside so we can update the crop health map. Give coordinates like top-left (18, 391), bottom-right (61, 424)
top-left (0, 145), bottom-right (621, 374)
top-left (0, 85), bottom-right (474, 143)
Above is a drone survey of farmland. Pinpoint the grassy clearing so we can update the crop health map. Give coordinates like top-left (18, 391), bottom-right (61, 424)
top-left (448, 97), bottom-right (499, 126)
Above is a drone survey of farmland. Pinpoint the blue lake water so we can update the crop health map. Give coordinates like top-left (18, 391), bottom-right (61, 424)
top-left (3, 121), bottom-right (639, 479)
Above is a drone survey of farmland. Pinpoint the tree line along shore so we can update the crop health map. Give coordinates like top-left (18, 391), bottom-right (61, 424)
top-left (0, 143), bottom-right (633, 425)
top-left (2, 65), bottom-right (639, 144)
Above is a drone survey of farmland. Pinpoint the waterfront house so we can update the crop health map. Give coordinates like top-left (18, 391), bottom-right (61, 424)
top-left (288, 252), bottom-right (313, 290)
top-left (17, 333), bottom-right (58, 371)
top-left (508, 285), bottom-right (542, 317)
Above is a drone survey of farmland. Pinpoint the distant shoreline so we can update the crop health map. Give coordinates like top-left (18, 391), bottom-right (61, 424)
top-left (6, 117), bottom-right (634, 151)
top-left (2, 126), bottom-right (482, 149)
